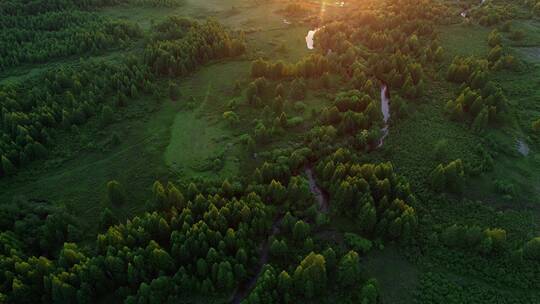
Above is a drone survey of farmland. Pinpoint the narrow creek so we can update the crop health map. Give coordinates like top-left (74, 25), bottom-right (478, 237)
top-left (304, 28), bottom-right (392, 148)
top-left (305, 166), bottom-right (329, 213)
top-left (231, 168), bottom-right (329, 302)
top-left (460, 0), bottom-right (486, 18)
top-left (378, 85), bottom-right (391, 148)
top-left (231, 216), bottom-right (283, 304)
top-left (233, 27), bottom-right (389, 303)
top-left (517, 139), bottom-right (530, 156)
top-left (305, 28), bottom-right (321, 50)
top-left (234, 26), bottom-right (339, 304)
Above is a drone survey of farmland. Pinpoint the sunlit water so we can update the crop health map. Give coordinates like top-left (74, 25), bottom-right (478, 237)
top-left (306, 28), bottom-right (321, 49)
top-left (517, 140), bottom-right (530, 156)
top-left (461, 0), bottom-right (486, 18)
top-left (378, 85), bottom-right (390, 148)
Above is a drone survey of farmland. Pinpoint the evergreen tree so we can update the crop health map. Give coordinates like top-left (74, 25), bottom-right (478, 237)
top-left (107, 180), bottom-right (126, 205)
top-left (338, 250), bottom-right (361, 287)
top-left (0, 156), bottom-right (16, 177)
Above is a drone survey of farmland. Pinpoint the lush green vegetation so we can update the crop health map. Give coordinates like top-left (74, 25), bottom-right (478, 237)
top-left (1, 0), bottom-right (540, 303)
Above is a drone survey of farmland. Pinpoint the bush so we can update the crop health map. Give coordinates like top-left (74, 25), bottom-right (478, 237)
top-left (523, 237), bottom-right (540, 260)
top-left (101, 105), bottom-right (114, 126)
top-left (290, 78), bottom-right (306, 100)
top-left (168, 81), bottom-right (181, 101)
top-left (532, 118), bottom-right (540, 133)
top-left (509, 30), bottom-right (525, 41)
top-left (294, 102), bottom-right (307, 113)
top-left (433, 139), bottom-right (449, 161)
top-left (0, 156), bottom-right (16, 177)
top-left (223, 111), bottom-right (240, 126)
top-left (487, 30), bottom-right (502, 47)
top-left (107, 180), bottom-right (126, 205)
top-left (287, 117), bottom-right (304, 127)
top-left (344, 233), bottom-right (373, 254)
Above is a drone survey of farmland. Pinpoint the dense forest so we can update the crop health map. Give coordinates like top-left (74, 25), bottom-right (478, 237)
top-left (1, 0), bottom-right (539, 303)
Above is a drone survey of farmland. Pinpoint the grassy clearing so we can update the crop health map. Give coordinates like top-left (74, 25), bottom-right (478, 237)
top-left (248, 25), bottom-right (312, 62)
top-left (165, 110), bottom-right (241, 179)
top-left (508, 19), bottom-right (540, 47)
top-left (435, 19), bottom-right (540, 209)
top-left (165, 60), bottom-right (250, 180)
top-left (467, 21), bottom-right (540, 208)
top-left (100, 0), bottom-right (313, 64)
top-left (438, 23), bottom-right (491, 59)
top-left (0, 93), bottom-right (179, 234)
top-left (364, 245), bottom-right (419, 304)
top-left (99, 0), bottom-right (247, 27)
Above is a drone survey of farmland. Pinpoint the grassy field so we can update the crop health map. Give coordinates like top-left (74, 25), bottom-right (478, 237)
top-left (0, 90), bottom-right (179, 234)
top-left (439, 23), bottom-right (492, 59)
top-left (364, 245), bottom-right (419, 304)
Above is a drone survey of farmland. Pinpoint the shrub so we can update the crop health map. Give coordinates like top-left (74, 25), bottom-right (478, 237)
top-left (344, 233), bottom-right (373, 254)
top-left (107, 180), bottom-right (126, 205)
top-left (532, 118), bottom-right (540, 133)
top-left (523, 237), bottom-right (540, 260)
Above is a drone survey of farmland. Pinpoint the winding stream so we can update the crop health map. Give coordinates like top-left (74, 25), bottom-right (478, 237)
top-left (460, 0), bottom-right (486, 18)
top-left (232, 167), bottom-right (330, 302)
top-left (305, 167), bottom-right (329, 212)
top-left (378, 85), bottom-right (391, 148)
top-left (231, 217), bottom-right (282, 304)
top-left (517, 139), bottom-right (530, 156)
top-left (306, 28), bottom-right (321, 49)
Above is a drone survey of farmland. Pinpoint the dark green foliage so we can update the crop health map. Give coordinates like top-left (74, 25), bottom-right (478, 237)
top-left (523, 237), bottom-right (540, 261)
top-left (430, 159), bottom-right (465, 193)
top-left (292, 220), bottom-right (310, 242)
top-left (315, 152), bottom-right (417, 241)
top-left (532, 118), bottom-right (540, 133)
top-left (487, 30), bottom-right (502, 47)
top-left (145, 17), bottom-right (245, 77)
top-left (0, 198), bottom-right (77, 257)
top-left (440, 224), bottom-right (507, 255)
top-left (244, 249), bottom-right (376, 303)
top-left (338, 250), bottom-right (362, 288)
top-left (250, 55), bottom-right (330, 80)
top-left (99, 208), bottom-right (117, 230)
top-left (1, 180), bottom-right (272, 303)
top-left (445, 85), bottom-right (507, 126)
top-left (0, 7), bottom-right (142, 71)
top-left (100, 105), bottom-right (114, 127)
top-left (319, 90), bottom-right (382, 138)
top-left (0, 155), bottom-right (16, 177)
top-left (0, 57), bottom-right (153, 173)
top-left (107, 180), bottom-right (126, 205)
top-left (168, 81), bottom-right (182, 101)
top-left (344, 233), bottom-right (373, 254)
top-left (289, 78), bottom-right (306, 100)
top-left (433, 139), bottom-right (449, 161)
